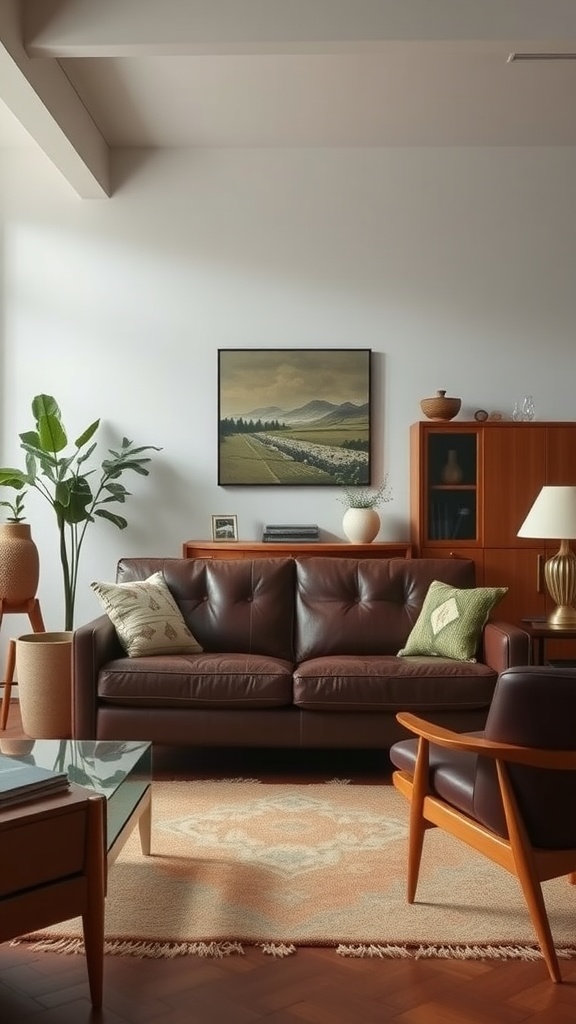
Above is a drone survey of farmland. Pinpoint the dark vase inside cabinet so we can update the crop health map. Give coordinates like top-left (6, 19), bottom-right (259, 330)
top-left (426, 432), bottom-right (478, 542)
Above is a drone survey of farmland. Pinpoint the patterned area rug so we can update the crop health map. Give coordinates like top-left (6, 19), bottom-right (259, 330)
top-left (17, 780), bottom-right (576, 961)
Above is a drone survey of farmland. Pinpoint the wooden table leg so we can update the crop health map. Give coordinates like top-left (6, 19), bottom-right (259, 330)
top-left (0, 638), bottom-right (16, 731)
top-left (26, 598), bottom-right (46, 633)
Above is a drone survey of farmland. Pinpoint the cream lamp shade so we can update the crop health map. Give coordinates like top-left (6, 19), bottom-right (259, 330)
top-left (517, 486), bottom-right (576, 627)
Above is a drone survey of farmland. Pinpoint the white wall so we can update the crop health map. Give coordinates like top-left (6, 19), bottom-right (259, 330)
top-left (1, 144), bottom-right (576, 633)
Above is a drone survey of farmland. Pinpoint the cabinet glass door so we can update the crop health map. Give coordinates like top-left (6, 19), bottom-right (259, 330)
top-left (426, 432), bottom-right (478, 543)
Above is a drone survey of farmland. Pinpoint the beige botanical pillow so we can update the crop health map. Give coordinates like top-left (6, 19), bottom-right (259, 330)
top-left (397, 580), bottom-right (508, 662)
top-left (91, 572), bottom-right (203, 657)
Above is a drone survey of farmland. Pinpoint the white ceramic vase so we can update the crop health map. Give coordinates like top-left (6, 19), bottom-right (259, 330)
top-left (342, 507), bottom-right (381, 544)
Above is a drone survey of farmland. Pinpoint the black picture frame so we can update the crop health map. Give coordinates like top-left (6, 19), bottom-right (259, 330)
top-left (218, 349), bottom-right (371, 486)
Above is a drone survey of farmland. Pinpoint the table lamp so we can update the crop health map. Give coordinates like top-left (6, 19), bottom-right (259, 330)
top-left (517, 485), bottom-right (576, 627)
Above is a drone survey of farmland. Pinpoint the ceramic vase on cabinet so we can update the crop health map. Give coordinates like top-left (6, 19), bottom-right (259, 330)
top-left (441, 450), bottom-right (463, 485)
top-left (342, 508), bottom-right (381, 544)
top-left (0, 523), bottom-right (39, 604)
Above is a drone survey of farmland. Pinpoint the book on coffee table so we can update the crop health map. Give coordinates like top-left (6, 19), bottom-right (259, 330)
top-left (0, 753), bottom-right (70, 808)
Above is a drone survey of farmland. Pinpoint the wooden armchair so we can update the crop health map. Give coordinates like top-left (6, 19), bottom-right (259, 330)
top-left (389, 666), bottom-right (576, 983)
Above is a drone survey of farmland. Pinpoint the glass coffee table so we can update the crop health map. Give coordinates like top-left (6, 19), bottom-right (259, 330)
top-left (0, 739), bottom-right (151, 866)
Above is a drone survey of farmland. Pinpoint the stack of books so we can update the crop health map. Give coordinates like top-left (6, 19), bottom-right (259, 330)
top-left (262, 524), bottom-right (320, 543)
top-left (0, 754), bottom-right (70, 810)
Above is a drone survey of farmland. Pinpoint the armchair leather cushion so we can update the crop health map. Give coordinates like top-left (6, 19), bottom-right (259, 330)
top-left (91, 572), bottom-right (203, 657)
top-left (397, 580), bottom-right (507, 662)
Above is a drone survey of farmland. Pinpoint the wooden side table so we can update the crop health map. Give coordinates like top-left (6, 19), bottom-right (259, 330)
top-left (0, 788), bottom-right (106, 1007)
top-left (521, 618), bottom-right (576, 666)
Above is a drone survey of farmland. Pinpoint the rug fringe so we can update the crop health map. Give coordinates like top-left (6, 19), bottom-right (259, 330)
top-left (12, 936), bottom-right (576, 962)
top-left (192, 778), bottom-right (262, 784)
top-left (259, 943), bottom-right (296, 957)
top-left (336, 943), bottom-right (576, 962)
top-left (11, 937), bottom-right (245, 959)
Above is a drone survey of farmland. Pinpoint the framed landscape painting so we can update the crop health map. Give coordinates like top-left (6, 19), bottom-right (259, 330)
top-left (218, 349), bottom-right (371, 486)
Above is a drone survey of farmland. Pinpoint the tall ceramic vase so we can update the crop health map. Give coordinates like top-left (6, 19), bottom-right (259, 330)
top-left (342, 507), bottom-right (381, 544)
top-left (0, 523), bottom-right (39, 603)
top-left (16, 632), bottom-right (73, 739)
top-left (441, 450), bottom-right (463, 485)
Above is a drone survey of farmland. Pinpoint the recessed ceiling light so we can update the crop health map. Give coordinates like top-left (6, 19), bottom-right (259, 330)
top-left (507, 52), bottom-right (576, 62)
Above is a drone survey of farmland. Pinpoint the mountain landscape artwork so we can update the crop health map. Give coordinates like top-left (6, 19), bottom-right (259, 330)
top-left (218, 349), bottom-right (371, 485)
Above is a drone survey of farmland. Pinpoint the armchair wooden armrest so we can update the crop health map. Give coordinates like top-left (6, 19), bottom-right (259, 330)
top-left (396, 712), bottom-right (576, 770)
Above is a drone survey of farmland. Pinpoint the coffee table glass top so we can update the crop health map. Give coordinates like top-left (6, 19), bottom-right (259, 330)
top-left (0, 740), bottom-right (151, 855)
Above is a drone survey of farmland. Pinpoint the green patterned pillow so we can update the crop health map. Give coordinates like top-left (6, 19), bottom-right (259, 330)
top-left (91, 572), bottom-right (203, 658)
top-left (397, 580), bottom-right (507, 662)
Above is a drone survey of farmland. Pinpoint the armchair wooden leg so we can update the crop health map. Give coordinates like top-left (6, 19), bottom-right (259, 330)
top-left (407, 737), bottom-right (431, 903)
top-left (407, 808), bottom-right (427, 904)
top-left (497, 761), bottom-right (561, 984)
top-left (513, 859), bottom-right (561, 983)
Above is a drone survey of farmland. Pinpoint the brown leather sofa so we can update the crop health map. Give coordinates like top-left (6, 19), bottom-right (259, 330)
top-left (72, 556), bottom-right (530, 749)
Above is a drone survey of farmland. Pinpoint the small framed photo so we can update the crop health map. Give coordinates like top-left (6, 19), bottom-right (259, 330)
top-left (211, 514), bottom-right (238, 542)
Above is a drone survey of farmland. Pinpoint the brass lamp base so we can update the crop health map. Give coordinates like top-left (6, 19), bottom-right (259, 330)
top-left (544, 541), bottom-right (576, 628)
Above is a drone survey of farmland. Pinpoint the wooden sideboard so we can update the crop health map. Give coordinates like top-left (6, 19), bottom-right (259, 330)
top-left (182, 540), bottom-right (413, 560)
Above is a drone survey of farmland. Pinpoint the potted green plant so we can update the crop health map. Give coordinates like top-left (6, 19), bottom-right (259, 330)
top-left (0, 483), bottom-right (40, 606)
top-left (338, 476), bottom-right (392, 544)
top-left (0, 394), bottom-right (161, 630)
top-left (0, 488), bottom-right (27, 524)
top-left (0, 395), bottom-right (161, 739)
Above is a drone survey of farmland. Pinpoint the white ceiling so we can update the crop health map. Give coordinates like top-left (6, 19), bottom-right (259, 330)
top-left (1, 0), bottom-right (576, 197)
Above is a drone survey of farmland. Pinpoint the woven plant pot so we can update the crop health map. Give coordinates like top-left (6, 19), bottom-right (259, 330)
top-left (0, 523), bottom-right (40, 603)
top-left (16, 632), bottom-right (73, 739)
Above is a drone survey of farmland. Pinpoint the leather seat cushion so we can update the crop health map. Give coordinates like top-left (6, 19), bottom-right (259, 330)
top-left (390, 736), bottom-right (479, 819)
top-left (97, 653), bottom-right (294, 709)
top-left (293, 656), bottom-right (496, 713)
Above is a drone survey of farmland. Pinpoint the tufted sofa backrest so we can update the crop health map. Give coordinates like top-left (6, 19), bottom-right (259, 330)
top-left (116, 556), bottom-right (296, 661)
top-left (116, 555), bottom-right (477, 665)
top-left (293, 556), bottom-right (476, 661)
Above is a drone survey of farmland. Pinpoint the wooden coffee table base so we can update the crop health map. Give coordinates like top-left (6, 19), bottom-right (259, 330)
top-left (107, 785), bottom-right (152, 867)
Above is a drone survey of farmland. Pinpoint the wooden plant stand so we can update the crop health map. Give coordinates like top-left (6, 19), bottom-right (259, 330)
top-left (0, 598), bottom-right (46, 730)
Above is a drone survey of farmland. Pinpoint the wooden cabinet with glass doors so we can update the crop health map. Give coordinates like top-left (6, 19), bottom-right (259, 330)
top-left (410, 421), bottom-right (576, 634)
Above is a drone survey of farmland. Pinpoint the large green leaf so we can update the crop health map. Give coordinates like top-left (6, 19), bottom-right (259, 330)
top-left (32, 394), bottom-right (61, 421)
top-left (104, 482), bottom-right (129, 496)
top-left (37, 413), bottom-right (67, 454)
top-left (0, 469), bottom-right (26, 488)
top-left (94, 508), bottom-right (128, 529)
top-left (75, 420), bottom-right (100, 449)
top-left (19, 430), bottom-right (41, 449)
top-left (55, 477), bottom-right (93, 523)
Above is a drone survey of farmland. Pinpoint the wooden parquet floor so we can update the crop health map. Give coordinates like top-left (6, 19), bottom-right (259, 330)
top-left (2, 702), bottom-right (576, 1023)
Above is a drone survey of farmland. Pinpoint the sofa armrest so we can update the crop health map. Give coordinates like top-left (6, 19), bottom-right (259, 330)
top-left (73, 614), bottom-right (123, 738)
top-left (481, 620), bottom-right (530, 673)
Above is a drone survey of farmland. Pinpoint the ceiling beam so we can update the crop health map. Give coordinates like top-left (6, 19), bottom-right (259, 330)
top-left (0, 1), bottom-right (110, 198)
top-left (23, 0), bottom-right (576, 57)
